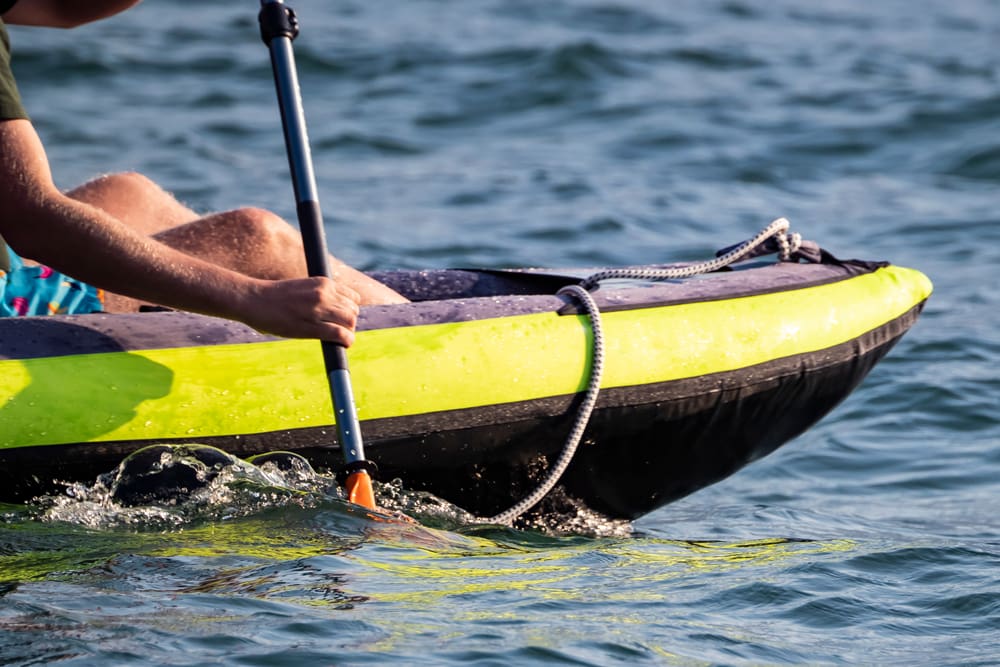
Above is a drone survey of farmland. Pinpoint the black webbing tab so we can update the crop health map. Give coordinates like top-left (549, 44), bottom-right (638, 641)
top-left (259, 3), bottom-right (299, 46)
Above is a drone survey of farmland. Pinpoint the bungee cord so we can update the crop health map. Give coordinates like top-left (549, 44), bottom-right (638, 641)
top-left (481, 217), bottom-right (802, 525)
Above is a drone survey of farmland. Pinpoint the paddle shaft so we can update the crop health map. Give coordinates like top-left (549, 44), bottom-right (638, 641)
top-left (258, 0), bottom-right (375, 506)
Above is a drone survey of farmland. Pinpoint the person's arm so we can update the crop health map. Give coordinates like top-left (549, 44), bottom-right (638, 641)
top-left (0, 119), bottom-right (360, 344)
top-left (2, 0), bottom-right (142, 28)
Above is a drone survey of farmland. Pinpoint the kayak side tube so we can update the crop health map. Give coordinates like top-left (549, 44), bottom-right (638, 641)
top-left (0, 260), bottom-right (932, 516)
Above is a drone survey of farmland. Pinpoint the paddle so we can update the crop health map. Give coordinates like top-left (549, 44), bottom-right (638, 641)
top-left (258, 0), bottom-right (376, 509)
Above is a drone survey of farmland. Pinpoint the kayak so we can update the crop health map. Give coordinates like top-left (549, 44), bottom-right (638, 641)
top-left (0, 231), bottom-right (932, 519)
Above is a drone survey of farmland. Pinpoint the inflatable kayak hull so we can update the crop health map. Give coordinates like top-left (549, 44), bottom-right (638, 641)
top-left (0, 254), bottom-right (931, 518)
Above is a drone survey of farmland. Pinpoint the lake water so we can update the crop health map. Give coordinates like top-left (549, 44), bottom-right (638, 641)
top-left (2, 1), bottom-right (999, 664)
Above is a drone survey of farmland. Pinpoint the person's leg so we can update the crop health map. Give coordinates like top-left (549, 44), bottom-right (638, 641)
top-left (149, 208), bottom-right (408, 304)
top-left (66, 172), bottom-right (200, 235)
top-left (66, 172), bottom-right (407, 311)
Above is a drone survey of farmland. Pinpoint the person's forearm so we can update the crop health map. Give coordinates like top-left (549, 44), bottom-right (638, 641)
top-left (6, 192), bottom-right (259, 321)
top-left (3, 0), bottom-right (142, 28)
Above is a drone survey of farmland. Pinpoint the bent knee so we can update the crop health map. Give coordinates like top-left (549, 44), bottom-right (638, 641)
top-left (230, 207), bottom-right (299, 244)
top-left (223, 208), bottom-right (305, 274)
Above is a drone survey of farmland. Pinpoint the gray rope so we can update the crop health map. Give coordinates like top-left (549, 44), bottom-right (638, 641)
top-left (580, 217), bottom-right (800, 289)
top-left (483, 284), bottom-right (605, 525)
top-left (480, 218), bottom-right (799, 526)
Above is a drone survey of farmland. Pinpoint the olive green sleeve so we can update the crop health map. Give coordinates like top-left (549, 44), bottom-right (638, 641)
top-left (1, 13), bottom-right (24, 271)
top-left (0, 18), bottom-right (28, 121)
top-left (0, 237), bottom-right (9, 273)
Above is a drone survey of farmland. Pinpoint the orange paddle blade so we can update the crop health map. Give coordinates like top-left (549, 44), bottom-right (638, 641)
top-left (346, 470), bottom-right (376, 509)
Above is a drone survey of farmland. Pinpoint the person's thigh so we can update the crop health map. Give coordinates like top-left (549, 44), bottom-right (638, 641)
top-left (66, 172), bottom-right (199, 236)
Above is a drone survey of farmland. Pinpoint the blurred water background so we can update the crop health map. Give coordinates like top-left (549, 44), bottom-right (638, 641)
top-left (2, 0), bottom-right (998, 664)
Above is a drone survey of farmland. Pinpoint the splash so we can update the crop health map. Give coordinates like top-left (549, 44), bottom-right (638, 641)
top-left (375, 478), bottom-right (633, 538)
top-left (33, 444), bottom-right (632, 537)
top-left (513, 486), bottom-right (634, 538)
top-left (38, 444), bottom-right (342, 529)
top-left (375, 477), bottom-right (479, 531)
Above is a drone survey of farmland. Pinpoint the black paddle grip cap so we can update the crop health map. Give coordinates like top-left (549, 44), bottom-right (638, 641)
top-left (259, 3), bottom-right (299, 46)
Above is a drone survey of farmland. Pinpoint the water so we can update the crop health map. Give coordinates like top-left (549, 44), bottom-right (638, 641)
top-left (3, 0), bottom-right (999, 664)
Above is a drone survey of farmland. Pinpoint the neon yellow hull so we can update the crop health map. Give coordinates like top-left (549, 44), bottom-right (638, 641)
top-left (0, 260), bottom-right (931, 517)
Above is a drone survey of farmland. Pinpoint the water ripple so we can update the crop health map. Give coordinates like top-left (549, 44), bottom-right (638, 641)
top-left (3, 0), bottom-right (999, 664)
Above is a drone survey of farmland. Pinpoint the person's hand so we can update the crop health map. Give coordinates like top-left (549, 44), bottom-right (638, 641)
top-left (237, 276), bottom-right (361, 345)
